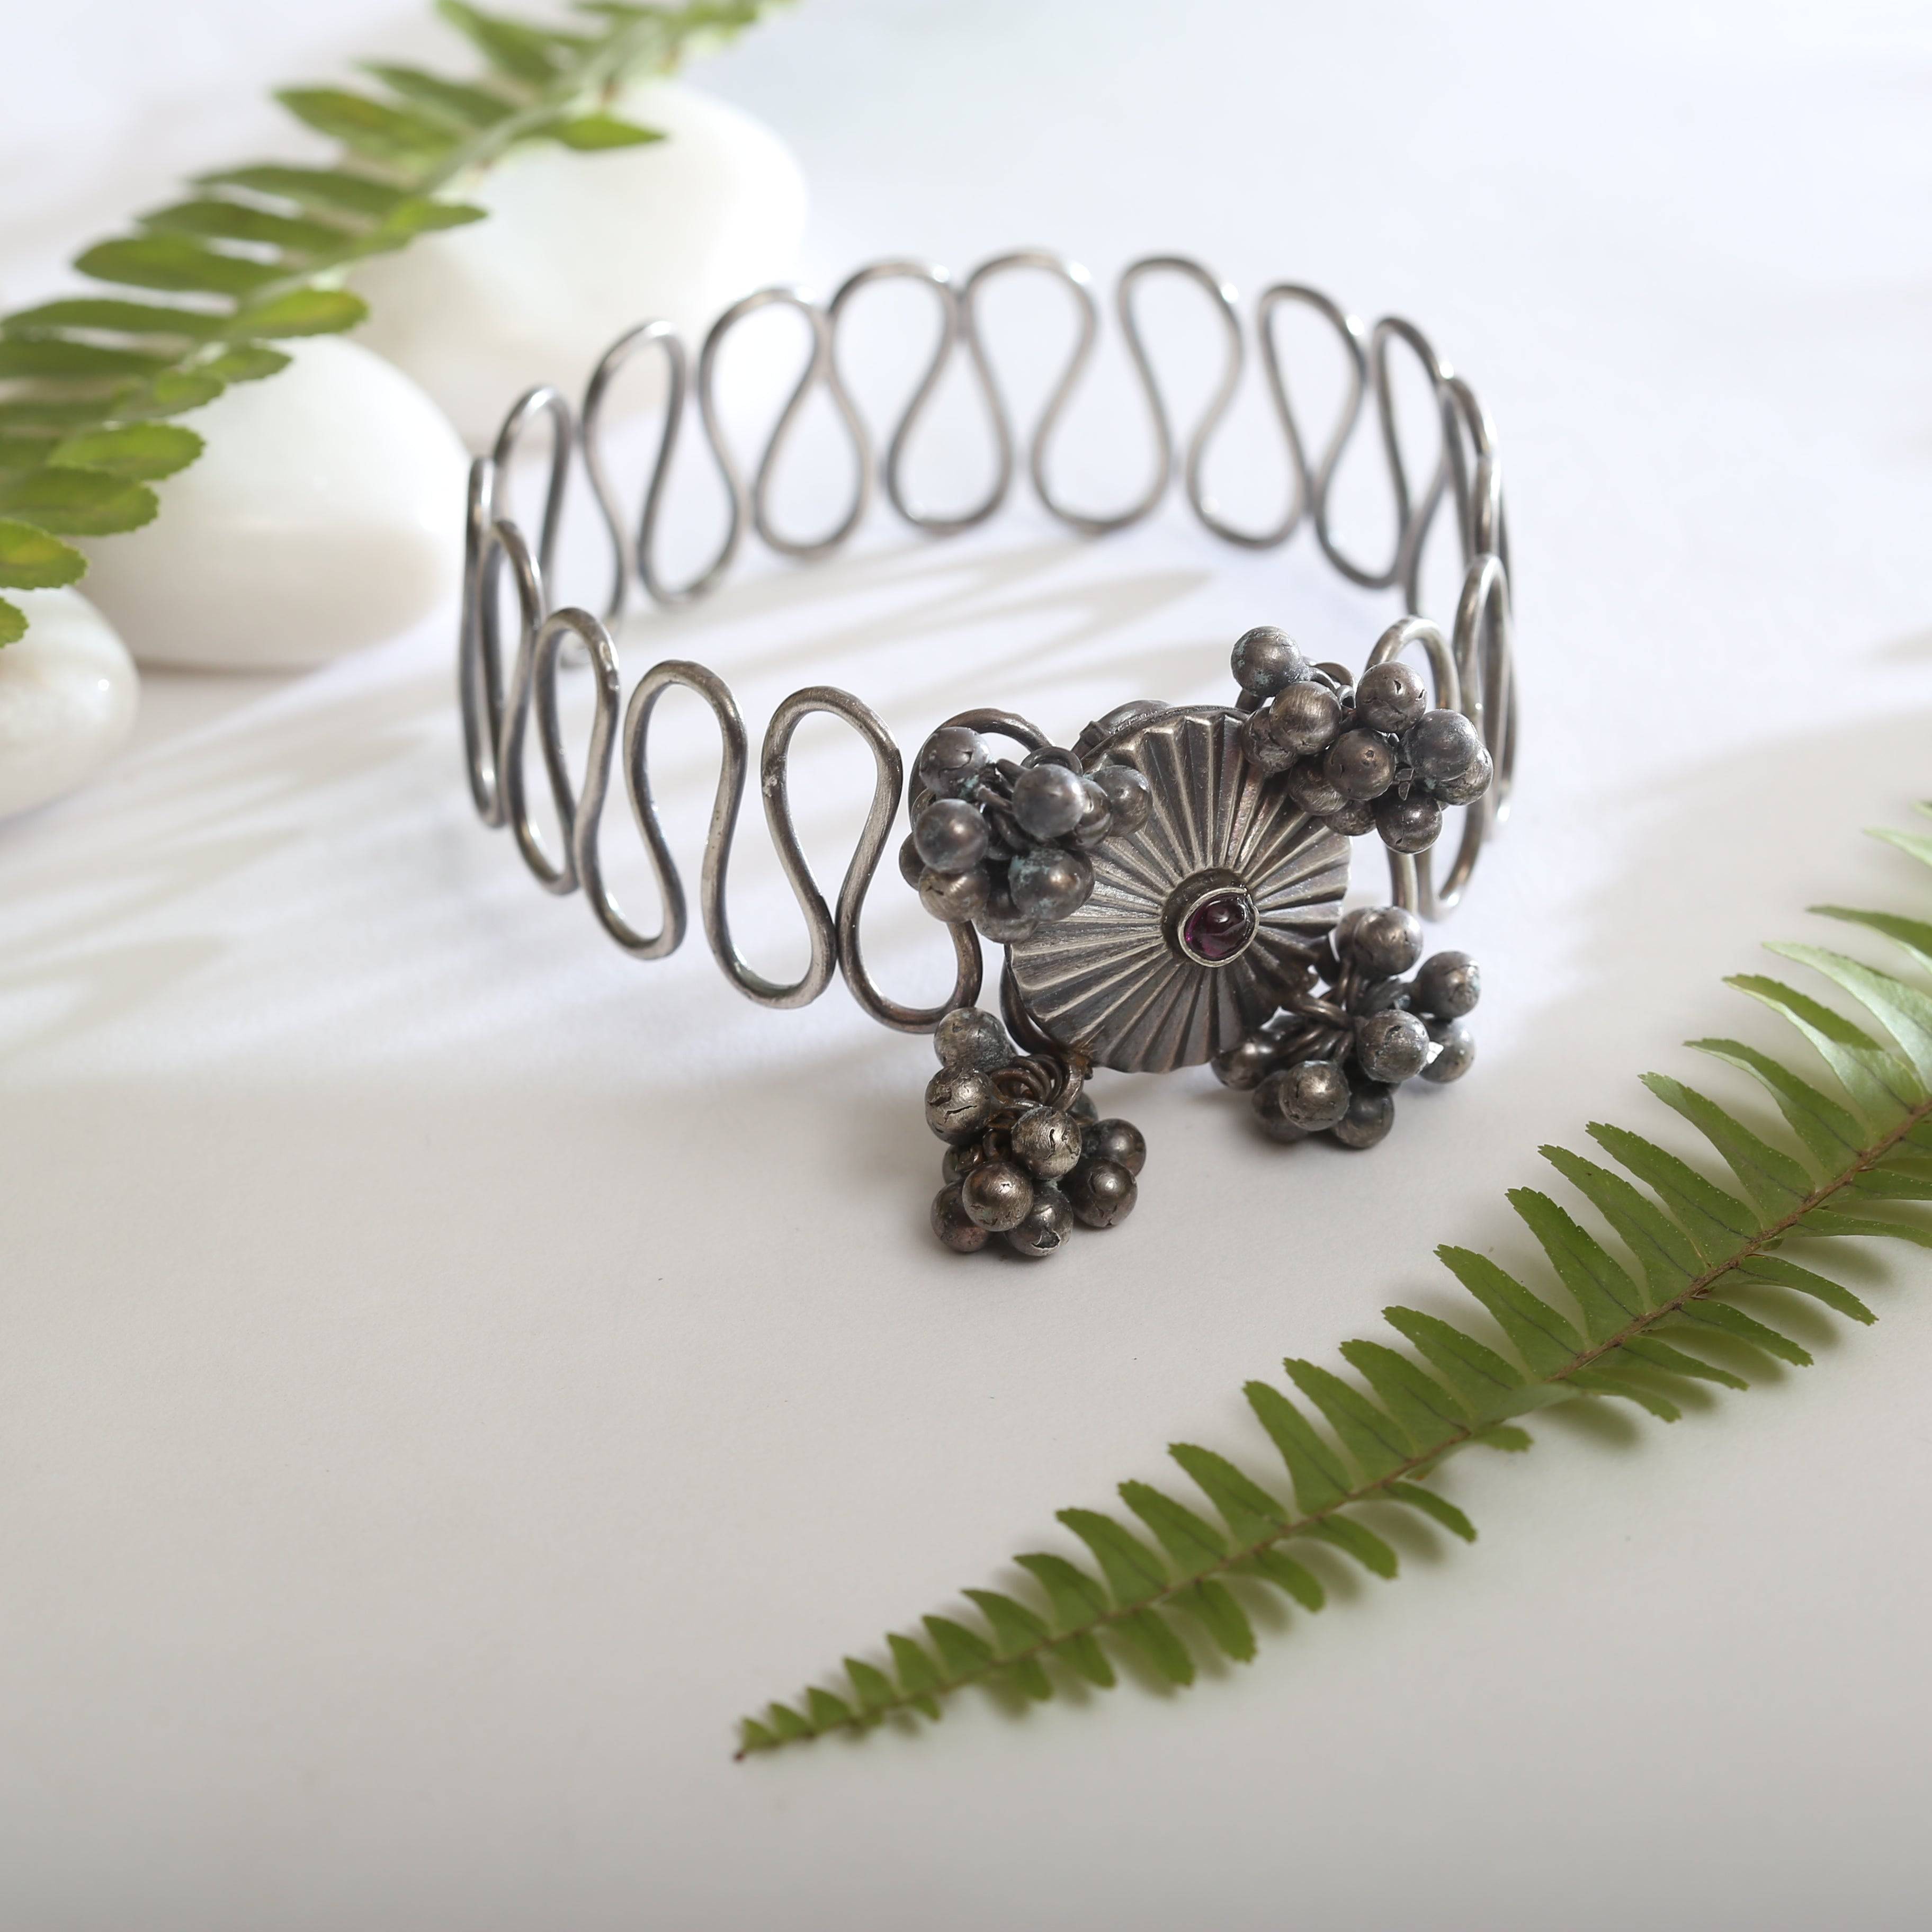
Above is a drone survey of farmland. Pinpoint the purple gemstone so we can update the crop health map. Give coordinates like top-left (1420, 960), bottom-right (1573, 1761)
top-left (1181, 889), bottom-right (1256, 963)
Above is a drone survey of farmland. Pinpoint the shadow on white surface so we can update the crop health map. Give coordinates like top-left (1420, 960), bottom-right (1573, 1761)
top-left (0, 528), bottom-right (1225, 1070)
top-left (1, 462), bottom-right (1929, 1932)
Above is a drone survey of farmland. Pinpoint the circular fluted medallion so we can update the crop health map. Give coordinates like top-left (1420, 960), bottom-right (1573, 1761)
top-left (1008, 706), bottom-right (1348, 1072)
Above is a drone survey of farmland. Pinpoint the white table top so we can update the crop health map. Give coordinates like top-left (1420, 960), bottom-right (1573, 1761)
top-left (6, 2), bottom-right (1932, 1925)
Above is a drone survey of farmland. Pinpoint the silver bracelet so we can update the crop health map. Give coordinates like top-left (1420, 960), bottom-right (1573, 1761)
top-left (457, 250), bottom-right (1516, 1260)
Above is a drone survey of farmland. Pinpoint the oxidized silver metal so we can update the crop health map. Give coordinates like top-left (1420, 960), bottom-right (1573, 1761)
top-left (455, 249), bottom-right (1519, 1253)
top-left (1007, 708), bottom-right (1347, 1073)
top-left (461, 252), bottom-right (1515, 1024)
top-left (1213, 901), bottom-right (1487, 1159)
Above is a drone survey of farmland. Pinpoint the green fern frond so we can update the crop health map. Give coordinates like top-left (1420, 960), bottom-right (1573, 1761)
top-left (736, 806), bottom-right (1932, 1759)
top-left (0, 0), bottom-right (777, 648)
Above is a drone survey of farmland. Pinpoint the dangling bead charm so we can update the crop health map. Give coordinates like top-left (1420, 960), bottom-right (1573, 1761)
top-left (923, 1008), bottom-right (1146, 1260)
top-left (1213, 904), bottom-right (1481, 1149)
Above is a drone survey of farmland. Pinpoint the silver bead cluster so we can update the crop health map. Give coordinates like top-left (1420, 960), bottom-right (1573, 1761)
top-left (900, 726), bottom-right (1154, 947)
top-left (924, 1007), bottom-right (1147, 1259)
top-left (1228, 626), bottom-right (1492, 854)
top-left (1209, 904), bottom-right (1479, 1150)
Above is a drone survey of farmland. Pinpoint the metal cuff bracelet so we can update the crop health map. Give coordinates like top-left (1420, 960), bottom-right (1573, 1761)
top-left (457, 251), bottom-right (1516, 1261)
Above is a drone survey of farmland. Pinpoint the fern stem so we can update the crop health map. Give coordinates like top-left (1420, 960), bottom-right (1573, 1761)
top-left (738, 1433), bottom-right (1478, 1755)
top-left (214, 13), bottom-right (691, 312)
top-left (1549, 1090), bottom-right (1931, 1382)
top-left (0, 2), bottom-right (770, 650)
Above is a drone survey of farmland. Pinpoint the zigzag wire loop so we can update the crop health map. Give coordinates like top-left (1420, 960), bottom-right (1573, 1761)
top-left (460, 251), bottom-right (1517, 1028)
top-left (457, 456), bottom-right (505, 824)
top-left (580, 319), bottom-right (723, 615)
top-left (1253, 282), bottom-right (1365, 562)
top-left (503, 604), bottom-right (597, 894)
top-left (965, 252), bottom-right (1106, 533)
top-left (459, 493), bottom-right (551, 836)
top-left (730, 288), bottom-right (874, 560)
top-left (571, 648), bottom-right (721, 963)
top-left (1372, 317), bottom-right (1456, 609)
top-left (489, 382), bottom-right (573, 592)
top-left (833, 262), bottom-right (986, 539)
top-left (1123, 257), bottom-right (1248, 547)
top-left (766, 686), bottom-right (983, 1029)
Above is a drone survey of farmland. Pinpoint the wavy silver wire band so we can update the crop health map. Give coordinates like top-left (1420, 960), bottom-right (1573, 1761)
top-left (458, 250), bottom-right (1517, 1038)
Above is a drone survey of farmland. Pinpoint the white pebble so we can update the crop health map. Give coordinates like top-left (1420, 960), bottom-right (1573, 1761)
top-left (0, 589), bottom-right (138, 819)
top-left (350, 81), bottom-right (808, 445)
top-left (78, 336), bottom-right (469, 671)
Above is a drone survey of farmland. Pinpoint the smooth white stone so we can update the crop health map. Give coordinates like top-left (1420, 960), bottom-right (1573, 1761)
top-left (0, 589), bottom-right (139, 819)
top-left (351, 81), bottom-right (808, 446)
top-left (79, 337), bottom-right (469, 671)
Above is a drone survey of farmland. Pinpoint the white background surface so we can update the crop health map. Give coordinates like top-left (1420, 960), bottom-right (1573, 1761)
top-left (5, 2), bottom-right (1932, 1927)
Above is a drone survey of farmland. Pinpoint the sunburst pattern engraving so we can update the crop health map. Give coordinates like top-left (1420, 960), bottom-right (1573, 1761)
top-left (1008, 707), bottom-right (1349, 1072)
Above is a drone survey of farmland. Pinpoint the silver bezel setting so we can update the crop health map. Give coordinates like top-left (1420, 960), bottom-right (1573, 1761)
top-left (1164, 868), bottom-right (1260, 969)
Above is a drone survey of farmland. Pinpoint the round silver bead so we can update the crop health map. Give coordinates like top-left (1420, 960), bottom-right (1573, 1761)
top-left (898, 831), bottom-right (926, 888)
top-left (915, 798), bottom-right (990, 874)
top-left (1092, 763), bottom-right (1152, 837)
top-left (1212, 1031), bottom-right (1283, 1090)
top-left (1421, 1016), bottom-right (1477, 1083)
top-left (1241, 708), bottom-right (1297, 775)
top-left (1414, 950), bottom-right (1480, 1019)
top-left (1267, 680), bottom-right (1344, 756)
top-left (962, 1159), bottom-right (1034, 1232)
top-left (1405, 709), bottom-right (1482, 783)
top-left (1252, 1103), bottom-right (1309, 1144)
top-left (1012, 1105), bottom-right (1085, 1179)
top-left (1374, 788), bottom-right (1443, 854)
top-left (1257, 1059), bottom-right (1351, 1133)
top-left (1285, 760), bottom-right (1348, 819)
top-left (925, 1068), bottom-right (999, 1142)
top-left (1344, 904), bottom-right (1424, 977)
top-left (1430, 743), bottom-right (1493, 807)
top-left (976, 913), bottom-right (1038, 946)
top-left (932, 1183), bottom-right (991, 1253)
top-left (1230, 624), bottom-right (1308, 697)
top-left (918, 864), bottom-right (991, 924)
top-left (1353, 661), bottom-right (1428, 735)
top-left (1011, 763), bottom-right (1087, 840)
top-left (1323, 799), bottom-right (1375, 838)
top-left (1009, 845), bottom-right (1094, 920)
top-left (1069, 775), bottom-right (1114, 847)
top-left (935, 1004), bottom-right (1013, 1072)
top-left (1065, 1158), bottom-right (1137, 1228)
top-left (974, 879), bottom-right (1039, 945)
top-left (1331, 1083), bottom-right (1396, 1149)
top-left (1355, 1007), bottom-right (1430, 1083)
top-left (916, 726), bottom-right (988, 799)
top-left (1081, 1117), bottom-right (1147, 1176)
top-left (1005, 1184), bottom-right (1075, 1257)
top-left (1324, 729), bottom-right (1398, 801)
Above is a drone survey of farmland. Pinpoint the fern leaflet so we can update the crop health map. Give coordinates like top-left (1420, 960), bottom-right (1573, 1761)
top-left (0, 0), bottom-right (776, 646)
